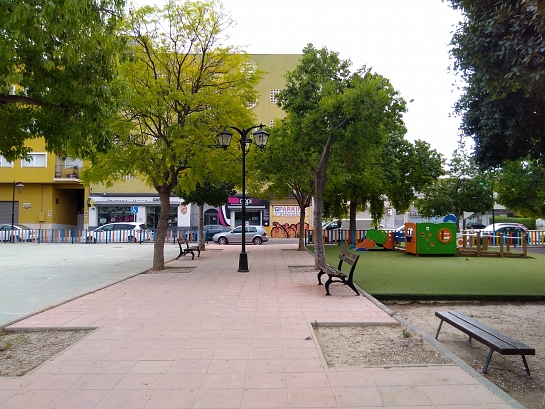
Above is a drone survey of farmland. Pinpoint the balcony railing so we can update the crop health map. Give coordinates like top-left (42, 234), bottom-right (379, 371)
top-left (54, 165), bottom-right (82, 180)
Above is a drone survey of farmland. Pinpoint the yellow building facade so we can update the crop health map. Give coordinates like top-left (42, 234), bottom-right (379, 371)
top-left (0, 139), bottom-right (86, 229)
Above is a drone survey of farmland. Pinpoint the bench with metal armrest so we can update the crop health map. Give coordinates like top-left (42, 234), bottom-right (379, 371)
top-left (176, 238), bottom-right (200, 260)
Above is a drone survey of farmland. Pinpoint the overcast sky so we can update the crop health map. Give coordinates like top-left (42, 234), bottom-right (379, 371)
top-left (131, 0), bottom-right (465, 158)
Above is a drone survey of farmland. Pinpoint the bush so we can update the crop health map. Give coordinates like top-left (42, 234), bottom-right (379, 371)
top-left (493, 216), bottom-right (536, 230)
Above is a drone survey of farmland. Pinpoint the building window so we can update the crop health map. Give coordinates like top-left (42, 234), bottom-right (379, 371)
top-left (0, 156), bottom-right (13, 167)
top-left (270, 120), bottom-right (275, 127)
top-left (270, 89), bottom-right (282, 103)
top-left (21, 153), bottom-right (47, 167)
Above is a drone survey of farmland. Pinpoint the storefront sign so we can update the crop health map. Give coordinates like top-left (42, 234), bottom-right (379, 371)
top-left (226, 195), bottom-right (268, 210)
top-left (273, 206), bottom-right (301, 216)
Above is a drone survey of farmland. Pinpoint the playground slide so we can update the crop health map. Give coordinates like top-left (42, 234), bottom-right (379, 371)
top-left (353, 238), bottom-right (376, 251)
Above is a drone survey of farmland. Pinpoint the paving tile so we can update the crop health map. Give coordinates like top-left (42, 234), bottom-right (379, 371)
top-left (128, 360), bottom-right (173, 374)
top-left (25, 373), bottom-right (82, 390)
top-left (114, 373), bottom-right (164, 389)
top-left (1, 389), bottom-right (64, 409)
top-left (145, 389), bottom-right (198, 409)
top-left (201, 372), bottom-right (245, 389)
top-left (377, 385), bottom-right (434, 406)
top-left (331, 385), bottom-right (383, 407)
top-left (241, 388), bottom-right (288, 408)
top-left (287, 387), bottom-right (338, 408)
top-left (244, 372), bottom-right (288, 389)
top-left (192, 388), bottom-right (242, 408)
top-left (94, 389), bottom-right (153, 409)
top-left (45, 389), bottom-right (110, 409)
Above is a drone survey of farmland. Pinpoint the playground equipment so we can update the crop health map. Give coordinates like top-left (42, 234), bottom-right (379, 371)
top-left (457, 231), bottom-right (528, 258)
top-left (351, 229), bottom-right (395, 251)
top-left (404, 222), bottom-right (457, 255)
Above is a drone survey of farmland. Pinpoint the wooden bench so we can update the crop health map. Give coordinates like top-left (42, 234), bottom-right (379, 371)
top-left (435, 310), bottom-right (535, 376)
top-left (176, 239), bottom-right (200, 260)
top-left (317, 250), bottom-right (360, 296)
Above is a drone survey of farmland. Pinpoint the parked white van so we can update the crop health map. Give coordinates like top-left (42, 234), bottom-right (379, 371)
top-left (323, 219), bottom-right (376, 230)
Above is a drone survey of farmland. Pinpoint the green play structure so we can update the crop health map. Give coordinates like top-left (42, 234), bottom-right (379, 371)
top-left (404, 222), bottom-right (457, 255)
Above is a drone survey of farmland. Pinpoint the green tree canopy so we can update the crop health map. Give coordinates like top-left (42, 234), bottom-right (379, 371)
top-left (82, 0), bottom-right (260, 269)
top-left (447, 0), bottom-right (545, 167)
top-left (323, 133), bottom-right (444, 229)
top-left (415, 139), bottom-right (494, 229)
top-left (0, 0), bottom-right (128, 160)
top-left (277, 44), bottom-right (406, 267)
top-left (496, 159), bottom-right (545, 218)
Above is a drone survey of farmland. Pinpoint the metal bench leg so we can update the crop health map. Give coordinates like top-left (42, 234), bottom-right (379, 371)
top-left (522, 355), bottom-right (531, 377)
top-left (347, 281), bottom-right (360, 296)
top-left (317, 270), bottom-right (325, 285)
top-left (435, 320), bottom-right (443, 340)
top-left (324, 278), bottom-right (333, 295)
top-left (483, 348), bottom-right (494, 373)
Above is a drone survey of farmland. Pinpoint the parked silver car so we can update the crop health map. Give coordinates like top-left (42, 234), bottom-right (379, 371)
top-left (212, 225), bottom-right (269, 245)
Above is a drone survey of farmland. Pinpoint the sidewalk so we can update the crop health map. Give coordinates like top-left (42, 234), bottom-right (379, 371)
top-left (1, 242), bottom-right (514, 408)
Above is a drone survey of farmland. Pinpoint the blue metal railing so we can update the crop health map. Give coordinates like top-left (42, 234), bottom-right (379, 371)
top-left (0, 229), bottom-right (200, 244)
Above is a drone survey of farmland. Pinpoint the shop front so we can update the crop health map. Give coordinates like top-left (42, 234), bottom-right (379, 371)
top-left (269, 197), bottom-right (313, 238)
top-left (221, 195), bottom-right (269, 232)
top-left (88, 195), bottom-right (183, 230)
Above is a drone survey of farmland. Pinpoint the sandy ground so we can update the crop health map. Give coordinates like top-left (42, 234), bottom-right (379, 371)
top-left (384, 301), bottom-right (545, 409)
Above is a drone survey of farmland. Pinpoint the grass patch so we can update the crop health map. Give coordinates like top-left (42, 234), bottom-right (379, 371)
top-left (308, 245), bottom-right (545, 301)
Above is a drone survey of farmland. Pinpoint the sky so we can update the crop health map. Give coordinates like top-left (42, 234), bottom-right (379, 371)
top-left (131, 0), bottom-right (466, 158)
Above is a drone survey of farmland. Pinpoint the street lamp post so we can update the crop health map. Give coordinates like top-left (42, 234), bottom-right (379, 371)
top-left (217, 124), bottom-right (269, 272)
top-left (11, 181), bottom-right (25, 234)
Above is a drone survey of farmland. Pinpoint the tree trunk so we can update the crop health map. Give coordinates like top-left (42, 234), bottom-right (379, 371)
top-left (298, 203), bottom-right (307, 251)
top-left (198, 204), bottom-right (205, 251)
top-left (313, 133), bottom-right (333, 269)
top-left (349, 200), bottom-right (357, 230)
top-left (313, 162), bottom-right (328, 269)
top-left (152, 187), bottom-right (171, 270)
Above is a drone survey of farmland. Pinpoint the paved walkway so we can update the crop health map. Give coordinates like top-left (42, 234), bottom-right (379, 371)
top-left (0, 243), bottom-right (180, 326)
top-left (1, 242), bottom-right (515, 408)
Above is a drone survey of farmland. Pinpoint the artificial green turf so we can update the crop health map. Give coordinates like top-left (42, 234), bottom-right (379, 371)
top-left (308, 245), bottom-right (545, 301)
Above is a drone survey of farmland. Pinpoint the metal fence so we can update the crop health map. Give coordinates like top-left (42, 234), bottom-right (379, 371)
top-left (305, 229), bottom-right (545, 247)
top-left (0, 229), bottom-right (200, 244)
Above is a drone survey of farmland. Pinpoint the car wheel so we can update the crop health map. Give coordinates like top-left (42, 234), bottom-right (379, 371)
top-left (218, 237), bottom-right (228, 245)
top-left (253, 237), bottom-right (262, 245)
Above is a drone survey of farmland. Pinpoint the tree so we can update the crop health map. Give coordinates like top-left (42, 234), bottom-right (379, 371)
top-left (496, 159), bottom-right (545, 218)
top-left (415, 139), bottom-right (493, 229)
top-left (0, 0), bottom-right (127, 160)
top-left (81, 1), bottom-right (260, 270)
top-left (322, 133), bottom-right (444, 229)
top-left (248, 118), bottom-right (315, 250)
top-left (447, 0), bottom-right (545, 167)
top-left (277, 44), bottom-right (406, 268)
top-left (177, 178), bottom-right (236, 251)
top-left (382, 134), bottom-right (444, 214)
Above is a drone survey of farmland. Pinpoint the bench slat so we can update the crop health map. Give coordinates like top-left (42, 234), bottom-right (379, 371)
top-left (447, 311), bottom-right (534, 352)
top-left (436, 311), bottom-right (535, 355)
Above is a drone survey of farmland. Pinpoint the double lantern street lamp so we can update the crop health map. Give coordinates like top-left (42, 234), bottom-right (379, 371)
top-left (216, 124), bottom-right (269, 272)
top-left (11, 181), bottom-right (25, 232)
